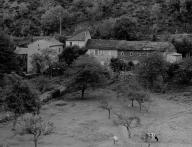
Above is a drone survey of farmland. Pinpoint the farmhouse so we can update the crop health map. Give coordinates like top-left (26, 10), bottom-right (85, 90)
top-left (15, 38), bottom-right (64, 73)
top-left (67, 30), bottom-right (177, 65)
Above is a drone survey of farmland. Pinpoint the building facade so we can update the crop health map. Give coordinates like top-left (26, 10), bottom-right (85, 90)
top-left (86, 39), bottom-right (176, 65)
top-left (66, 30), bottom-right (91, 48)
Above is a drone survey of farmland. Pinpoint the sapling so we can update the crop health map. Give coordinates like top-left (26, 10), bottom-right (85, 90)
top-left (100, 100), bottom-right (112, 119)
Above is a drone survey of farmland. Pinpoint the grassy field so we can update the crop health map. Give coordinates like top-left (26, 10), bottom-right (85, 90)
top-left (1, 88), bottom-right (192, 147)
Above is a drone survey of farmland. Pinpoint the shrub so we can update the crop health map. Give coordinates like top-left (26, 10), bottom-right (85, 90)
top-left (110, 58), bottom-right (131, 73)
top-left (31, 76), bottom-right (53, 93)
top-left (51, 89), bottom-right (60, 98)
top-left (44, 62), bottom-right (67, 77)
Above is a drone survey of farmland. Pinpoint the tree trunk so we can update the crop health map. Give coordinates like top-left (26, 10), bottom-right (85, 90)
top-left (34, 138), bottom-right (38, 147)
top-left (108, 109), bottom-right (111, 119)
top-left (81, 87), bottom-right (85, 99)
top-left (139, 103), bottom-right (142, 111)
top-left (131, 100), bottom-right (134, 107)
top-left (59, 17), bottom-right (62, 35)
top-left (12, 115), bottom-right (18, 131)
top-left (126, 126), bottom-right (131, 138)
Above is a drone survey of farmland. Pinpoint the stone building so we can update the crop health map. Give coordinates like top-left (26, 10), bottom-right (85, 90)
top-left (67, 30), bottom-right (176, 65)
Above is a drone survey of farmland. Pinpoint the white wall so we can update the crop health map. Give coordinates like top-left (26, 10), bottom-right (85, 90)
top-left (87, 49), bottom-right (118, 65)
top-left (166, 54), bottom-right (182, 63)
top-left (66, 31), bottom-right (91, 48)
top-left (66, 41), bottom-right (87, 48)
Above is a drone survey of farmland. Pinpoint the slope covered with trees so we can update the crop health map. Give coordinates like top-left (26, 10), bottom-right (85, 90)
top-left (1, 0), bottom-right (192, 39)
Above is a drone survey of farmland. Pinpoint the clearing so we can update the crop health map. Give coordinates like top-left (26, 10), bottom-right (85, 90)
top-left (1, 89), bottom-right (192, 147)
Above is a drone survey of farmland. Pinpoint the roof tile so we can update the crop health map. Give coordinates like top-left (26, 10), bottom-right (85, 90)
top-left (86, 39), bottom-right (175, 52)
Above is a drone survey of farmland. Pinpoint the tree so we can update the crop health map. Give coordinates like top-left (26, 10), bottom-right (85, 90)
top-left (136, 53), bottom-right (168, 89)
top-left (59, 46), bottom-right (87, 66)
top-left (93, 18), bottom-right (116, 39)
top-left (68, 55), bottom-right (109, 99)
top-left (100, 100), bottom-right (112, 119)
top-left (41, 5), bottom-right (69, 34)
top-left (171, 36), bottom-right (192, 57)
top-left (115, 113), bottom-right (140, 138)
top-left (172, 57), bottom-right (192, 84)
top-left (20, 114), bottom-right (54, 147)
top-left (0, 31), bottom-right (18, 76)
top-left (4, 77), bottom-right (41, 130)
top-left (31, 48), bottom-right (57, 74)
top-left (134, 91), bottom-right (150, 111)
top-left (113, 16), bottom-right (138, 41)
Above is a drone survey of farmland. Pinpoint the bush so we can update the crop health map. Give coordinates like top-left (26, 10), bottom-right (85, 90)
top-left (44, 62), bottom-right (67, 77)
top-left (110, 58), bottom-right (131, 73)
top-left (31, 76), bottom-right (53, 93)
top-left (51, 89), bottom-right (60, 98)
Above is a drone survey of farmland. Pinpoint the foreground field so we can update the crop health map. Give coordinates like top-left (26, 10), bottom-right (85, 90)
top-left (1, 89), bottom-right (192, 147)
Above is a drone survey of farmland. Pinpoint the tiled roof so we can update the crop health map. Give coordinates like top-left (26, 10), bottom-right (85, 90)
top-left (67, 30), bottom-right (89, 41)
top-left (29, 38), bottom-right (63, 47)
top-left (86, 39), bottom-right (176, 52)
top-left (48, 38), bottom-right (63, 46)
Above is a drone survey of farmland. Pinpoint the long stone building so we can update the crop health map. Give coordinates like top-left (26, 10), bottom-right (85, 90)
top-left (66, 30), bottom-right (179, 65)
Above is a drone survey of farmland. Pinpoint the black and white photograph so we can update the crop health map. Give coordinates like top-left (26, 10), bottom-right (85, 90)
top-left (1, 0), bottom-right (192, 146)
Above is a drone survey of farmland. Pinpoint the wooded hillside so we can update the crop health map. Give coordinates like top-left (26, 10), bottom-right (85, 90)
top-left (1, 0), bottom-right (192, 40)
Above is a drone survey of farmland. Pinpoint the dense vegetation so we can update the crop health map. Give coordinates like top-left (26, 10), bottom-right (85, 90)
top-left (1, 0), bottom-right (192, 39)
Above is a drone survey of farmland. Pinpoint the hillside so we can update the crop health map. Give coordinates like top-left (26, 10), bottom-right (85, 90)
top-left (1, 0), bottom-right (192, 39)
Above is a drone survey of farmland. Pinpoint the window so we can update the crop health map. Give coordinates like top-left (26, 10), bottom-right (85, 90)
top-left (70, 42), bottom-right (72, 46)
top-left (100, 50), bottom-right (103, 55)
top-left (95, 50), bottom-right (98, 55)
top-left (59, 48), bottom-right (60, 53)
top-left (121, 51), bottom-right (124, 56)
top-left (138, 52), bottom-right (141, 56)
top-left (130, 52), bottom-right (133, 56)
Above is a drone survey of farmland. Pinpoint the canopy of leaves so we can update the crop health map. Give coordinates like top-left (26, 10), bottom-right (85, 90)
top-left (31, 48), bottom-right (57, 73)
top-left (0, 31), bottom-right (18, 75)
top-left (110, 58), bottom-right (132, 73)
top-left (41, 5), bottom-right (69, 35)
top-left (67, 55), bottom-right (110, 98)
top-left (136, 53), bottom-right (168, 89)
top-left (59, 46), bottom-right (87, 66)
top-left (171, 57), bottom-right (192, 84)
top-left (170, 34), bottom-right (192, 57)
top-left (2, 0), bottom-right (192, 37)
top-left (113, 16), bottom-right (139, 41)
top-left (4, 77), bottom-right (41, 115)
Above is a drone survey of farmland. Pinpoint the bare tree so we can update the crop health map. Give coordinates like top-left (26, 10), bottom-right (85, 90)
top-left (115, 113), bottom-right (140, 138)
top-left (100, 100), bottom-right (112, 119)
top-left (20, 114), bottom-right (54, 147)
